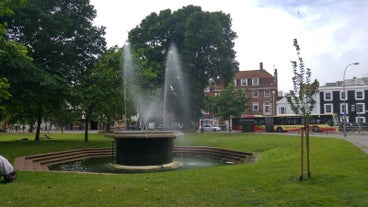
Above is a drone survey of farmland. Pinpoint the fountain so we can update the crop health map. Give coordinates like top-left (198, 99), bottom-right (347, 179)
top-left (14, 43), bottom-right (256, 174)
top-left (106, 42), bottom-right (188, 171)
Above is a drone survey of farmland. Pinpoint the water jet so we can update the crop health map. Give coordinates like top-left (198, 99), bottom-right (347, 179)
top-left (107, 42), bottom-right (188, 171)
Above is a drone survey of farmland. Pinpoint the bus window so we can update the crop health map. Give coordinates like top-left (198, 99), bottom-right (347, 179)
top-left (274, 117), bottom-right (284, 125)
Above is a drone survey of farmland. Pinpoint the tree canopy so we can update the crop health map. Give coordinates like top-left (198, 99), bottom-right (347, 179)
top-left (1, 0), bottom-right (106, 140)
top-left (128, 5), bottom-right (238, 125)
top-left (75, 46), bottom-right (124, 142)
top-left (205, 84), bottom-right (248, 131)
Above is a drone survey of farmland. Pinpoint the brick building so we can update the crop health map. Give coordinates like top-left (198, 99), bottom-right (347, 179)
top-left (234, 62), bottom-right (278, 116)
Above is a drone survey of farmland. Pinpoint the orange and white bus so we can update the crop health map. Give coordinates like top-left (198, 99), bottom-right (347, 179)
top-left (273, 113), bottom-right (340, 132)
top-left (232, 113), bottom-right (340, 133)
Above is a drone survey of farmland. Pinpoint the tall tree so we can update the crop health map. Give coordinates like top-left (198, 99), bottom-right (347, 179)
top-left (0, 0), bottom-right (33, 127)
top-left (2, 0), bottom-right (106, 140)
top-left (287, 38), bottom-right (319, 181)
top-left (205, 84), bottom-right (248, 132)
top-left (75, 46), bottom-right (123, 142)
top-left (128, 5), bottom-right (238, 127)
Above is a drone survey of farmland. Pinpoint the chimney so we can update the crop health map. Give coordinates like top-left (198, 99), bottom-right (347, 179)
top-left (274, 68), bottom-right (278, 85)
top-left (259, 62), bottom-right (263, 71)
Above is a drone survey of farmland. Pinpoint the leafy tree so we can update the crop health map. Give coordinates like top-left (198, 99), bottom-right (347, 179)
top-left (75, 46), bottom-right (123, 142)
top-left (2, 0), bottom-right (106, 140)
top-left (287, 38), bottom-right (319, 181)
top-left (0, 0), bottom-right (33, 127)
top-left (205, 84), bottom-right (248, 132)
top-left (0, 78), bottom-right (11, 109)
top-left (128, 5), bottom-right (238, 127)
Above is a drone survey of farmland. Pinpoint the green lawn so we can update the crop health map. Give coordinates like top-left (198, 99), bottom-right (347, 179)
top-left (1, 132), bottom-right (367, 207)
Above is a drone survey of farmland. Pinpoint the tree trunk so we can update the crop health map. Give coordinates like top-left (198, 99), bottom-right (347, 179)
top-left (306, 126), bottom-right (311, 178)
top-left (106, 116), bottom-right (111, 132)
top-left (228, 116), bottom-right (231, 133)
top-left (84, 115), bottom-right (89, 142)
top-left (299, 127), bottom-right (304, 181)
top-left (35, 104), bottom-right (42, 141)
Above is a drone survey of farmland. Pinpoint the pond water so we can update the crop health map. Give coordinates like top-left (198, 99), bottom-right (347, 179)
top-left (49, 155), bottom-right (232, 174)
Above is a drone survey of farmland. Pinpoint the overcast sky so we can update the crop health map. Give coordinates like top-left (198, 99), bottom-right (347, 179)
top-left (90, 0), bottom-right (368, 92)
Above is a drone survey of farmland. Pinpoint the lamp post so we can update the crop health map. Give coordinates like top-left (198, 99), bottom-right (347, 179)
top-left (272, 90), bottom-right (276, 116)
top-left (343, 62), bottom-right (359, 137)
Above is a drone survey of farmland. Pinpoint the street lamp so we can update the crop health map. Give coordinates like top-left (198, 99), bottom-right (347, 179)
top-left (343, 62), bottom-right (359, 137)
top-left (272, 90), bottom-right (276, 116)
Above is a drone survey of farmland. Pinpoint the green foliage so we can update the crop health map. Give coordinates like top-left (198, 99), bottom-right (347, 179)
top-left (205, 84), bottom-right (248, 123)
top-left (1, 0), bottom-right (106, 140)
top-left (0, 77), bottom-right (10, 111)
top-left (1, 133), bottom-right (368, 206)
top-left (128, 5), bottom-right (238, 123)
top-left (287, 39), bottom-right (319, 126)
top-left (0, 0), bottom-right (30, 77)
top-left (74, 46), bottom-right (123, 141)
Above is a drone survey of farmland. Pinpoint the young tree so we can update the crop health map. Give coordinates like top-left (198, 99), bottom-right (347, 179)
top-left (287, 39), bottom-right (319, 181)
top-left (205, 84), bottom-right (248, 132)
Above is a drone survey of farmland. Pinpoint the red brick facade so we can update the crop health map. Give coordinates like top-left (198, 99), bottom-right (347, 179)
top-left (234, 62), bottom-right (278, 116)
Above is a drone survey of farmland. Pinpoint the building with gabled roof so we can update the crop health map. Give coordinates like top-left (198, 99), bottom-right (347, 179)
top-left (233, 62), bottom-right (278, 116)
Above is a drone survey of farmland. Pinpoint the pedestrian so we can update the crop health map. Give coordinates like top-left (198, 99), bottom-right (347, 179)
top-left (0, 155), bottom-right (17, 183)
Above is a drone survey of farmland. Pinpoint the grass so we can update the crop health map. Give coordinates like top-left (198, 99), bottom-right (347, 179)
top-left (1, 132), bottom-right (368, 206)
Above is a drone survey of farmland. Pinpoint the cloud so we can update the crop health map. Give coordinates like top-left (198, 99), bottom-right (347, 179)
top-left (91, 0), bottom-right (368, 92)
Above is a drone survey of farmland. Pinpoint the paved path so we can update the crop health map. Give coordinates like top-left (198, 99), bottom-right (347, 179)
top-left (327, 133), bottom-right (368, 154)
top-left (302, 131), bottom-right (368, 155)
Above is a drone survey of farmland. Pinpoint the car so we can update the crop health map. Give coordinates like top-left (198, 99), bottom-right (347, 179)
top-left (201, 124), bottom-right (221, 132)
top-left (147, 122), bottom-right (156, 130)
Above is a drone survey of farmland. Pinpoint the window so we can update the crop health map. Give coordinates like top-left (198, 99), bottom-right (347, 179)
top-left (279, 107), bottom-right (286, 114)
top-left (264, 101), bottom-right (270, 114)
top-left (253, 102), bottom-right (259, 111)
top-left (253, 90), bottom-right (259, 98)
top-left (340, 91), bottom-right (347, 101)
top-left (324, 92), bottom-right (332, 101)
top-left (324, 104), bottom-right (333, 113)
top-left (233, 79), bottom-right (237, 86)
top-left (356, 117), bottom-right (366, 124)
top-left (340, 103), bottom-right (348, 114)
top-left (355, 91), bottom-right (364, 100)
top-left (264, 89), bottom-right (270, 97)
top-left (241, 78), bottom-right (248, 86)
top-left (356, 103), bottom-right (365, 114)
top-left (252, 77), bottom-right (259, 85)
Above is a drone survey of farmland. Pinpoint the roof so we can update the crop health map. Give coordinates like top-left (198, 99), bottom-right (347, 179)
top-left (235, 70), bottom-right (274, 79)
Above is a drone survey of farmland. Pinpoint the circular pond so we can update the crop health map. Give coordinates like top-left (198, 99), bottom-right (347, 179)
top-left (49, 155), bottom-right (232, 173)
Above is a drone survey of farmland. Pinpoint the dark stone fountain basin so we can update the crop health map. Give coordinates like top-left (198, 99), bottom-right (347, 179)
top-left (105, 131), bottom-right (183, 169)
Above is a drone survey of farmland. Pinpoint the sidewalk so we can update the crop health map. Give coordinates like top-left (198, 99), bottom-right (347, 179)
top-left (328, 133), bottom-right (368, 154)
top-left (304, 131), bottom-right (368, 155)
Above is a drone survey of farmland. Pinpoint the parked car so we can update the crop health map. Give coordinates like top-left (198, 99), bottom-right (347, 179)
top-left (201, 124), bottom-right (221, 132)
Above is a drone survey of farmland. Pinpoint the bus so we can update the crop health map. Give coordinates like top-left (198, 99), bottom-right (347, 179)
top-left (232, 115), bottom-right (266, 132)
top-left (232, 113), bottom-right (340, 133)
top-left (273, 113), bottom-right (340, 132)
